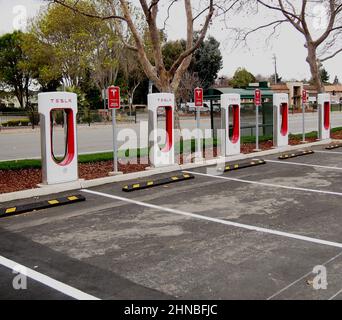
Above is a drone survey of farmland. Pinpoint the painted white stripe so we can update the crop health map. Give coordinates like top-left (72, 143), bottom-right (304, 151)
top-left (329, 288), bottom-right (342, 300)
top-left (267, 159), bottom-right (342, 171)
top-left (183, 170), bottom-right (342, 198)
top-left (268, 251), bottom-right (342, 300)
top-left (0, 255), bottom-right (100, 300)
top-left (82, 189), bottom-right (342, 249)
top-left (315, 150), bottom-right (342, 155)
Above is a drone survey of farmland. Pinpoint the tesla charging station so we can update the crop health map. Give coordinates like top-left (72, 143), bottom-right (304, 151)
top-left (273, 93), bottom-right (289, 148)
top-left (38, 92), bottom-right (78, 185)
top-left (318, 93), bottom-right (331, 140)
top-left (148, 93), bottom-right (175, 167)
top-left (221, 94), bottom-right (241, 156)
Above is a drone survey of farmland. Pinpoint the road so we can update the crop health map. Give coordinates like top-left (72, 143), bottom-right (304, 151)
top-left (1, 112), bottom-right (342, 161)
top-left (2, 146), bottom-right (342, 299)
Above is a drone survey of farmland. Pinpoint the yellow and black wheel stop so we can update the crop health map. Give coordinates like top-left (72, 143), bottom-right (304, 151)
top-left (0, 194), bottom-right (86, 218)
top-left (123, 173), bottom-right (194, 192)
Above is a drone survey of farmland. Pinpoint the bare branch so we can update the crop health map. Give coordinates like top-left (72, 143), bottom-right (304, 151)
top-left (169, 0), bottom-right (214, 76)
top-left (148, 0), bottom-right (160, 12)
top-left (320, 47), bottom-right (342, 62)
top-left (163, 0), bottom-right (178, 30)
top-left (314, 0), bottom-right (339, 47)
top-left (257, 0), bottom-right (303, 21)
top-left (277, 0), bottom-right (305, 34)
top-left (214, 0), bottom-right (241, 18)
top-left (241, 19), bottom-right (288, 41)
top-left (119, 0), bottom-right (160, 86)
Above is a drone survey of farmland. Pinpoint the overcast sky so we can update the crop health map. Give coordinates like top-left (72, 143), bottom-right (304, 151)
top-left (0, 0), bottom-right (341, 83)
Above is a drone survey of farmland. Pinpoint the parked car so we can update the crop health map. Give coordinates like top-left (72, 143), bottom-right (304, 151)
top-left (186, 102), bottom-right (210, 113)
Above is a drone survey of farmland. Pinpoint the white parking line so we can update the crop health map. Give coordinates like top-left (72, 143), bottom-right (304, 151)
top-left (82, 189), bottom-right (342, 249)
top-left (315, 150), bottom-right (342, 155)
top-left (0, 255), bottom-right (100, 300)
top-left (266, 159), bottom-right (342, 171)
top-left (329, 288), bottom-right (342, 300)
top-left (183, 170), bottom-right (342, 197)
top-left (268, 251), bottom-right (342, 300)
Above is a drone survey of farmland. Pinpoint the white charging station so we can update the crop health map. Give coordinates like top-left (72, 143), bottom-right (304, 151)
top-left (148, 93), bottom-right (175, 167)
top-left (318, 93), bottom-right (331, 140)
top-left (221, 94), bottom-right (241, 156)
top-left (38, 92), bottom-right (78, 185)
top-left (273, 93), bottom-right (289, 148)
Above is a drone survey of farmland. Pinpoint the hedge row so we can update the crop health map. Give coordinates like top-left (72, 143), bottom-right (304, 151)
top-left (1, 119), bottom-right (30, 127)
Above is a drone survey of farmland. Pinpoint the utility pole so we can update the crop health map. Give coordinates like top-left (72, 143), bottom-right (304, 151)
top-left (273, 54), bottom-right (278, 84)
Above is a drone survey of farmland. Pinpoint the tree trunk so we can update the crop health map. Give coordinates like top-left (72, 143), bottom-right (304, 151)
top-left (306, 44), bottom-right (325, 93)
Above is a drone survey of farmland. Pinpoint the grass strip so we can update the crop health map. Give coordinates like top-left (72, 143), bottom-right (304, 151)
top-left (2, 127), bottom-right (342, 171)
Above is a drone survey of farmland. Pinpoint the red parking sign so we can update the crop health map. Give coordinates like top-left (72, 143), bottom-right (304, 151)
top-left (194, 87), bottom-right (203, 107)
top-left (254, 89), bottom-right (262, 106)
top-left (108, 86), bottom-right (120, 109)
top-left (302, 89), bottom-right (308, 103)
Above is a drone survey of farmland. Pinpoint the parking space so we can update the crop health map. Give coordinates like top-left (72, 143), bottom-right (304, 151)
top-left (0, 265), bottom-right (72, 300)
top-left (1, 143), bottom-right (342, 300)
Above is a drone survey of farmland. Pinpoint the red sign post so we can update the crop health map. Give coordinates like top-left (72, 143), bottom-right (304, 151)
top-left (194, 87), bottom-right (203, 107)
top-left (301, 89), bottom-right (307, 143)
top-left (302, 89), bottom-right (308, 104)
top-left (108, 86), bottom-right (121, 109)
top-left (254, 89), bottom-right (262, 151)
top-left (107, 86), bottom-right (120, 173)
top-left (254, 89), bottom-right (262, 106)
top-left (194, 87), bottom-right (203, 161)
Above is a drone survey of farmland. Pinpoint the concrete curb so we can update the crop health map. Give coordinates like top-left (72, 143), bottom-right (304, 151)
top-left (0, 139), bottom-right (334, 203)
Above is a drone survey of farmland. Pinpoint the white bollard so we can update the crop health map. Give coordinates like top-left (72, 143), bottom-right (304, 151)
top-left (38, 92), bottom-right (78, 185)
top-left (221, 94), bottom-right (241, 156)
top-left (148, 93), bottom-right (175, 167)
top-left (318, 93), bottom-right (331, 140)
top-left (273, 93), bottom-right (289, 148)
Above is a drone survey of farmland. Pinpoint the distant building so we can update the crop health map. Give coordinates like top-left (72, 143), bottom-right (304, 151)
top-left (0, 91), bottom-right (38, 110)
top-left (271, 83), bottom-right (342, 109)
top-left (213, 81), bottom-right (342, 110)
top-left (0, 95), bottom-right (21, 109)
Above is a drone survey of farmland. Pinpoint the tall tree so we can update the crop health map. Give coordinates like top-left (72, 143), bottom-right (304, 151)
top-left (237, 0), bottom-right (342, 92)
top-left (31, 2), bottom-right (122, 89)
top-left (50, 0), bottom-right (239, 94)
top-left (320, 67), bottom-right (330, 84)
top-left (162, 40), bottom-right (186, 71)
top-left (162, 36), bottom-right (223, 90)
top-left (230, 67), bottom-right (256, 88)
top-left (191, 36), bottom-right (223, 89)
top-left (21, 32), bottom-right (63, 91)
top-left (119, 49), bottom-right (147, 114)
top-left (176, 71), bottom-right (203, 104)
top-left (0, 32), bottom-right (32, 111)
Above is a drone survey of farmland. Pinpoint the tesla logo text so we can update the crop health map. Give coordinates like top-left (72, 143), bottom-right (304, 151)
top-left (50, 99), bottom-right (73, 104)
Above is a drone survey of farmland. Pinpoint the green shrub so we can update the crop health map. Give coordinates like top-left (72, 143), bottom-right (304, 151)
top-left (2, 119), bottom-right (30, 127)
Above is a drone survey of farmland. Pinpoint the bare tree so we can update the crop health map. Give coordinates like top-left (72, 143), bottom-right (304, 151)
top-left (120, 48), bottom-right (146, 115)
top-left (176, 71), bottom-right (203, 105)
top-left (90, 23), bottom-right (123, 99)
top-left (235, 0), bottom-right (342, 93)
top-left (49, 0), bottom-right (239, 94)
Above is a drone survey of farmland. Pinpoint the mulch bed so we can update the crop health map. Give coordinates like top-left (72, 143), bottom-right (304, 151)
top-left (1, 133), bottom-right (341, 194)
top-left (0, 163), bottom-right (148, 194)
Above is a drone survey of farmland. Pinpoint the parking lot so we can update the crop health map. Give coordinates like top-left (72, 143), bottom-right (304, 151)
top-left (1, 143), bottom-right (342, 300)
